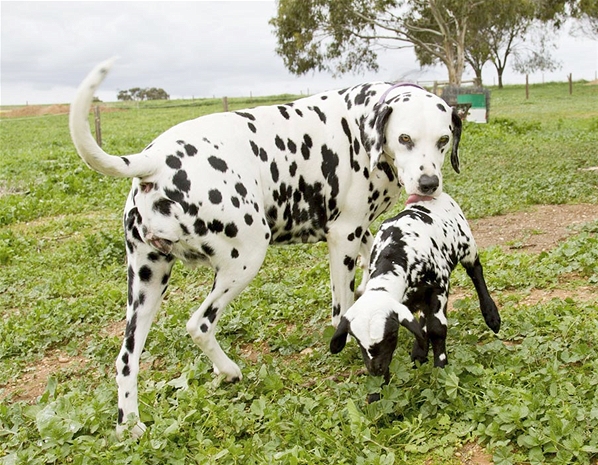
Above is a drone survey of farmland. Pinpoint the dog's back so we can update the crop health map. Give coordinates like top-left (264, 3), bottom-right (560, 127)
top-left (368, 193), bottom-right (477, 300)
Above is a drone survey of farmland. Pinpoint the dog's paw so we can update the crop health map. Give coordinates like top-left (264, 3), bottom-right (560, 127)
top-left (116, 420), bottom-right (146, 441)
top-left (482, 300), bottom-right (501, 333)
top-left (213, 362), bottom-right (242, 383)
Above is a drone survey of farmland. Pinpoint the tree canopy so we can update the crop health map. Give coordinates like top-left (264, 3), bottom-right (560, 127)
top-left (117, 87), bottom-right (170, 101)
top-left (270, 0), bottom-right (594, 86)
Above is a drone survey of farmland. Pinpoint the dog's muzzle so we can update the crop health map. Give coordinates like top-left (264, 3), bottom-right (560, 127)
top-left (145, 233), bottom-right (174, 255)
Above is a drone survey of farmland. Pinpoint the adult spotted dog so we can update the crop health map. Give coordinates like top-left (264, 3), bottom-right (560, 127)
top-left (69, 59), bottom-right (462, 438)
top-left (330, 193), bottom-right (500, 387)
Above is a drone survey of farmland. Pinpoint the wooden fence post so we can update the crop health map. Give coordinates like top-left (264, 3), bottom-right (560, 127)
top-left (94, 106), bottom-right (102, 147)
top-left (568, 73), bottom-right (573, 95)
top-left (222, 96), bottom-right (229, 112)
top-left (525, 74), bottom-right (529, 100)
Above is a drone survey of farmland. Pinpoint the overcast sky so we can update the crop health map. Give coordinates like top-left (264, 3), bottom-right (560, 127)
top-left (1, 1), bottom-right (597, 106)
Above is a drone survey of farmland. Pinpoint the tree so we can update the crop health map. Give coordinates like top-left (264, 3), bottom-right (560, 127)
top-left (144, 88), bottom-right (170, 100)
top-left (512, 29), bottom-right (562, 76)
top-left (270, 0), bottom-right (487, 86)
top-left (403, 0), bottom-right (485, 86)
top-left (117, 90), bottom-right (133, 101)
top-left (561, 0), bottom-right (598, 38)
top-left (117, 87), bottom-right (170, 101)
top-left (416, 0), bottom-right (561, 88)
top-left (421, 0), bottom-right (557, 88)
top-left (465, 0), bottom-right (539, 88)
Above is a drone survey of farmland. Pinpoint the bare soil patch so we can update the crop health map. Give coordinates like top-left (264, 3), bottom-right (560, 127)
top-left (470, 203), bottom-right (598, 254)
top-left (1, 350), bottom-right (90, 402)
top-left (456, 442), bottom-right (493, 465)
top-left (2, 104), bottom-right (71, 118)
top-left (1, 104), bottom-right (122, 118)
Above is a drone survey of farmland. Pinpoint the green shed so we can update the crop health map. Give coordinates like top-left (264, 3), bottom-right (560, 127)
top-left (457, 93), bottom-right (488, 122)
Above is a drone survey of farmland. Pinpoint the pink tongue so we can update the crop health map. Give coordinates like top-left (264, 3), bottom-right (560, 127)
top-left (406, 194), bottom-right (434, 205)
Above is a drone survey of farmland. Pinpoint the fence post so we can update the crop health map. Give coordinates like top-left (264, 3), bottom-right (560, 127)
top-left (568, 73), bottom-right (573, 95)
top-left (222, 96), bottom-right (229, 112)
top-left (94, 106), bottom-right (102, 147)
top-left (525, 75), bottom-right (529, 100)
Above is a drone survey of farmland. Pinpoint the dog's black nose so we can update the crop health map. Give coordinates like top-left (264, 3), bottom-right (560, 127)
top-left (368, 359), bottom-right (388, 377)
top-left (419, 174), bottom-right (439, 194)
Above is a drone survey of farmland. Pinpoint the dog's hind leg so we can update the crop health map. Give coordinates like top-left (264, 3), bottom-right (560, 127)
top-left (186, 240), bottom-right (269, 381)
top-left (462, 256), bottom-right (501, 333)
top-left (116, 238), bottom-right (174, 439)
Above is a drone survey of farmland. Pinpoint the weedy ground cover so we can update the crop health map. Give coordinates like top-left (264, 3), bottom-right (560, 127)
top-left (0, 82), bottom-right (597, 464)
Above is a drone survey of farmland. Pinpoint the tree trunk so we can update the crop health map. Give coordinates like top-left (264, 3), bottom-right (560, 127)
top-left (492, 60), bottom-right (505, 89)
top-left (473, 71), bottom-right (483, 87)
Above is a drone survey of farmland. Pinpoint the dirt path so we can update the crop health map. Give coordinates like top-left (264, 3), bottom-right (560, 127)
top-left (470, 203), bottom-right (598, 253)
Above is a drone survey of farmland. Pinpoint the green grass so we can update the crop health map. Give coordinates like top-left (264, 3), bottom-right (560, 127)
top-left (1, 83), bottom-right (597, 464)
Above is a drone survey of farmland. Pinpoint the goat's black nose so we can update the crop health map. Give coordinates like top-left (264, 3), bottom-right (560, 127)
top-left (419, 174), bottom-right (439, 194)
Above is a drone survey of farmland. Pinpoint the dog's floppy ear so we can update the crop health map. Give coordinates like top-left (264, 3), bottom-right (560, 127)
top-left (360, 103), bottom-right (394, 173)
top-left (330, 317), bottom-right (350, 354)
top-left (392, 301), bottom-right (425, 347)
top-left (399, 315), bottom-right (425, 348)
top-left (450, 110), bottom-right (462, 173)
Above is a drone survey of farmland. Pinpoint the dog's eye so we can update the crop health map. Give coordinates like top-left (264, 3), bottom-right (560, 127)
top-left (438, 135), bottom-right (450, 146)
top-left (398, 134), bottom-right (412, 145)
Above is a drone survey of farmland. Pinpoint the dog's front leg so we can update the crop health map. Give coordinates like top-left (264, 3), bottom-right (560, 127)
top-left (355, 230), bottom-right (374, 298)
top-left (116, 242), bottom-right (174, 439)
top-left (428, 294), bottom-right (449, 367)
top-left (327, 227), bottom-right (361, 328)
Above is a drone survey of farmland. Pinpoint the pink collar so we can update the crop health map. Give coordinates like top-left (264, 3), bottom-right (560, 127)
top-left (378, 82), bottom-right (425, 104)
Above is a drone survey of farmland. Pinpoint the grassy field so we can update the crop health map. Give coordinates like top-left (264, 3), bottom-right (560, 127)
top-left (0, 81), bottom-right (597, 464)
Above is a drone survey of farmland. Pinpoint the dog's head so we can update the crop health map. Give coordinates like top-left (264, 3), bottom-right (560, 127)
top-left (330, 292), bottom-right (423, 378)
top-left (360, 86), bottom-right (462, 199)
top-left (132, 180), bottom-right (185, 255)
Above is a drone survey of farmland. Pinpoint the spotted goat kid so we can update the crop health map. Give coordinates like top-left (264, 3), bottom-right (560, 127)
top-left (330, 193), bottom-right (500, 387)
top-left (69, 59), bottom-right (463, 438)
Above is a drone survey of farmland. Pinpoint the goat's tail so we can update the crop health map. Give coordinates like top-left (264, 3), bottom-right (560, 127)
top-left (69, 58), bottom-right (158, 178)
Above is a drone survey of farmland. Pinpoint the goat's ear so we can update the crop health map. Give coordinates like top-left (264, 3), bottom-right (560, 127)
top-left (360, 104), bottom-right (393, 173)
top-left (450, 110), bottom-right (462, 173)
top-left (330, 318), bottom-right (350, 354)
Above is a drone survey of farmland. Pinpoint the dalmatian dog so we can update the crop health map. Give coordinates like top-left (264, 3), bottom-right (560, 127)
top-left (330, 192), bottom-right (500, 385)
top-left (69, 59), bottom-right (462, 438)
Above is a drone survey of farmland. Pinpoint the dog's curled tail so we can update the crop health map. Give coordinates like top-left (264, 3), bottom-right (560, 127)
top-left (69, 58), bottom-right (158, 178)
